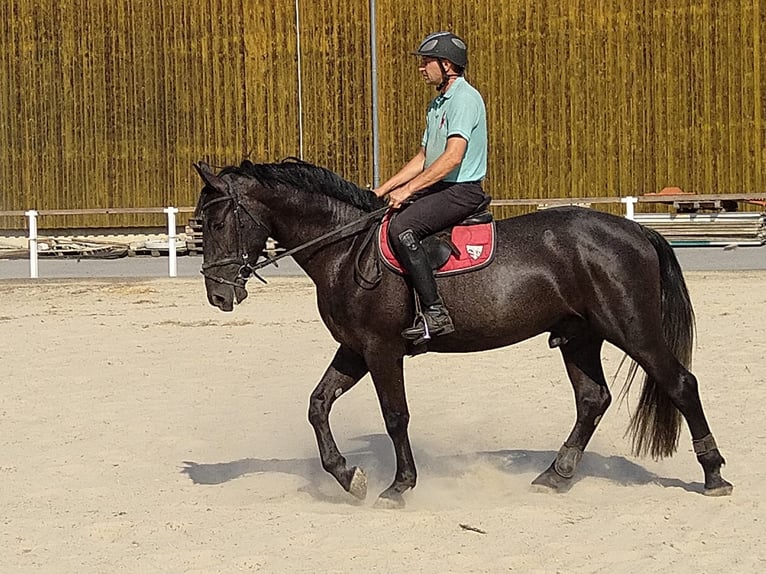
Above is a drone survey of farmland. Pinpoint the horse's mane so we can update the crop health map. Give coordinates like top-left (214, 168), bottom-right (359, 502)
top-left (221, 158), bottom-right (386, 213)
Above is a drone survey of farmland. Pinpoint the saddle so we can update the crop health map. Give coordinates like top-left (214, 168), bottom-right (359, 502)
top-left (377, 200), bottom-right (496, 277)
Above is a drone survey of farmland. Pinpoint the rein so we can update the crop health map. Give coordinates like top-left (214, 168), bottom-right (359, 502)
top-left (250, 205), bottom-right (388, 274)
top-left (199, 190), bottom-right (388, 286)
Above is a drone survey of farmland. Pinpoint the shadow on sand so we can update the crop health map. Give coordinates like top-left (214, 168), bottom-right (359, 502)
top-left (181, 432), bottom-right (703, 501)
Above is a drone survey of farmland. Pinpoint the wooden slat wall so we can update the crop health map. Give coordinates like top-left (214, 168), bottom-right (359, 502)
top-left (0, 0), bottom-right (302, 229)
top-left (296, 0), bottom-right (372, 184)
top-left (376, 0), bottom-right (765, 218)
top-left (0, 0), bottom-right (763, 229)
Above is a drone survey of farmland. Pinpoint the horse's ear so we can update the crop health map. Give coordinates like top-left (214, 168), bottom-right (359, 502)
top-left (193, 162), bottom-right (227, 195)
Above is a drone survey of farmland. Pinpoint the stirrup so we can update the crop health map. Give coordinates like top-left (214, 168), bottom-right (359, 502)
top-left (402, 294), bottom-right (432, 345)
top-left (402, 316), bottom-right (434, 345)
top-left (401, 294), bottom-right (454, 345)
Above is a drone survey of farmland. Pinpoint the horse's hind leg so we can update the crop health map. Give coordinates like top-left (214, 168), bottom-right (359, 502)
top-left (533, 336), bottom-right (611, 492)
top-left (637, 352), bottom-right (732, 496)
top-left (308, 345), bottom-right (369, 500)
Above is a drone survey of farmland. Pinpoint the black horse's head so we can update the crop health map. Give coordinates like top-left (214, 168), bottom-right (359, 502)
top-left (193, 162), bottom-right (271, 311)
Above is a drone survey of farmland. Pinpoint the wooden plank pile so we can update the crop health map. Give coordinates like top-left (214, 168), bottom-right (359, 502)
top-left (634, 212), bottom-right (766, 246)
top-left (185, 218), bottom-right (282, 257)
top-left (185, 218), bottom-right (203, 254)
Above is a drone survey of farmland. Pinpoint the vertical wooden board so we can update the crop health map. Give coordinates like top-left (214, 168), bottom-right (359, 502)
top-left (298, 0), bottom-right (372, 184)
top-left (374, 1), bottom-right (435, 187)
top-left (755, 0), bottom-right (764, 194)
top-left (738, 0), bottom-right (754, 183)
top-left (0, 1), bottom-right (11, 221)
top-left (241, 1), bottom-right (301, 164)
top-left (17, 1), bottom-right (35, 210)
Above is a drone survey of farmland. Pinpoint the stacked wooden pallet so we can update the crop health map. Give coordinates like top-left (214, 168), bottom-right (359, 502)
top-left (185, 218), bottom-right (203, 254)
top-left (185, 218), bottom-right (282, 256)
top-left (634, 212), bottom-right (766, 246)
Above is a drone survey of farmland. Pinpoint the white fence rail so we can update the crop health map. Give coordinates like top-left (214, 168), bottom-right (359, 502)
top-left (15, 207), bottom-right (190, 279)
top-left (3, 193), bottom-right (765, 278)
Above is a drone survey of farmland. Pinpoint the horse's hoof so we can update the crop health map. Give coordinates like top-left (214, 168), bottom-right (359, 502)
top-left (374, 493), bottom-right (405, 509)
top-left (704, 482), bottom-right (733, 497)
top-left (347, 467), bottom-right (368, 500)
top-left (531, 466), bottom-right (573, 493)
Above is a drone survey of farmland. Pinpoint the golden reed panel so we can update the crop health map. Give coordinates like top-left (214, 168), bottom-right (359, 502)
top-left (0, 0), bottom-right (762, 228)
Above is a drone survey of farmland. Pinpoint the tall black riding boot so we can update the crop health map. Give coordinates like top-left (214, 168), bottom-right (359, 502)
top-left (395, 229), bottom-right (455, 344)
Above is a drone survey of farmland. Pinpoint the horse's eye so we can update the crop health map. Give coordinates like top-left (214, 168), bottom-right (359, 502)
top-left (209, 221), bottom-right (225, 231)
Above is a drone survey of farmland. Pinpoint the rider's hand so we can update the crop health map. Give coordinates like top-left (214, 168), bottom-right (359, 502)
top-left (387, 186), bottom-right (412, 209)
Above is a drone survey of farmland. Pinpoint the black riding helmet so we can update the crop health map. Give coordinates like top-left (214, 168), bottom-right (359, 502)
top-left (413, 32), bottom-right (467, 91)
top-left (413, 32), bottom-right (468, 69)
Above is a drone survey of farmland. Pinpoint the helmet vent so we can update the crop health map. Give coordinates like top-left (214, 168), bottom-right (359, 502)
top-left (421, 39), bottom-right (439, 52)
top-left (451, 38), bottom-right (466, 50)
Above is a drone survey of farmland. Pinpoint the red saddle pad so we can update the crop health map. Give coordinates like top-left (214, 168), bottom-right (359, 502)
top-left (378, 213), bottom-right (496, 277)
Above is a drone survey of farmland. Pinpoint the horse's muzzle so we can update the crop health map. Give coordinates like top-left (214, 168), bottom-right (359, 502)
top-left (205, 280), bottom-right (248, 311)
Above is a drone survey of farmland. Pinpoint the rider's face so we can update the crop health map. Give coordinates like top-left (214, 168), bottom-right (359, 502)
top-left (418, 56), bottom-right (443, 86)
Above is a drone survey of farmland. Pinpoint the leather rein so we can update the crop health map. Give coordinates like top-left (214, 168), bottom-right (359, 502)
top-left (198, 189), bottom-right (388, 287)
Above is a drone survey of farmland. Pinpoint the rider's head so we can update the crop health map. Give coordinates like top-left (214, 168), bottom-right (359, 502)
top-left (413, 32), bottom-right (467, 90)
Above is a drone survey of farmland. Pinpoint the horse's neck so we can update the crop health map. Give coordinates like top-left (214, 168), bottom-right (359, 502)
top-left (266, 194), bottom-right (344, 245)
top-left (263, 192), bottom-right (363, 279)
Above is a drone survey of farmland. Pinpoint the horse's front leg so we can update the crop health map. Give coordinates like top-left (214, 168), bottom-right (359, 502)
top-left (367, 354), bottom-right (417, 508)
top-left (308, 345), bottom-right (369, 500)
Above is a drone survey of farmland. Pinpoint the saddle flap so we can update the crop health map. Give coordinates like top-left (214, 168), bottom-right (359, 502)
top-left (422, 234), bottom-right (456, 270)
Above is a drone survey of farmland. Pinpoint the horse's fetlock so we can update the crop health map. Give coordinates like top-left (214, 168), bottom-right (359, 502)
top-left (322, 454), bottom-right (346, 475)
top-left (401, 469), bottom-right (417, 488)
top-left (554, 444), bottom-right (583, 478)
top-left (697, 448), bottom-right (725, 470)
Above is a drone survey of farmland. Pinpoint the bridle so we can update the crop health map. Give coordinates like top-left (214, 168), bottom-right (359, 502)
top-left (198, 185), bottom-right (389, 287)
top-left (199, 189), bottom-right (273, 286)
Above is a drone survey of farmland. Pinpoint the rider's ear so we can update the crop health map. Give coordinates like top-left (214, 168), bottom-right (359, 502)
top-left (194, 162), bottom-right (227, 195)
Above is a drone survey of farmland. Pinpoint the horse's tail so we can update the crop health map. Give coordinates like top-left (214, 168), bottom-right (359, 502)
top-left (622, 226), bottom-right (694, 459)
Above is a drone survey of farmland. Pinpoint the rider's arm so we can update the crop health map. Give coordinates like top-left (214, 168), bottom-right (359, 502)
top-left (388, 136), bottom-right (467, 206)
top-left (373, 148), bottom-right (426, 198)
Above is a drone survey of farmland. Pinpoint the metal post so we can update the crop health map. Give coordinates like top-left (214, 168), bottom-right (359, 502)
top-left (25, 210), bottom-right (39, 278)
top-left (295, 0), bottom-right (304, 159)
top-left (370, 0), bottom-right (380, 188)
top-left (621, 196), bottom-right (637, 220)
top-left (164, 207), bottom-right (178, 277)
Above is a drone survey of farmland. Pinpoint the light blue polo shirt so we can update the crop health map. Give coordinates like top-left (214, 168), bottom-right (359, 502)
top-left (421, 76), bottom-right (487, 182)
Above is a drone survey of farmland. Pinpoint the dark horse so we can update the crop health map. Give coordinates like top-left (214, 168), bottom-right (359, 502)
top-left (193, 159), bottom-right (732, 507)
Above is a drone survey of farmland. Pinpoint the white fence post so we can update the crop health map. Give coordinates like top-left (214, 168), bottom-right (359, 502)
top-left (621, 196), bottom-right (637, 220)
top-left (164, 206), bottom-right (179, 278)
top-left (25, 210), bottom-right (39, 278)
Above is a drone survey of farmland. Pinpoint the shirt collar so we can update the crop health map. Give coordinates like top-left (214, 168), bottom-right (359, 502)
top-left (440, 76), bottom-right (465, 99)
